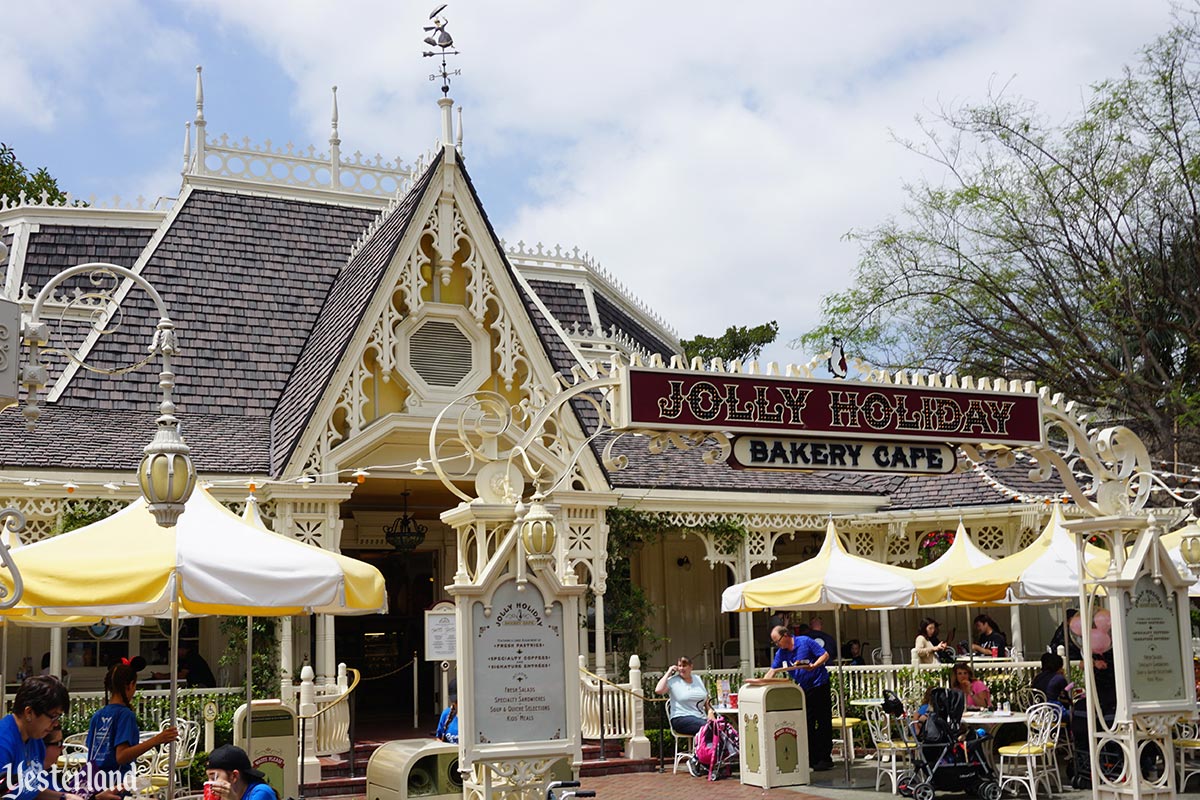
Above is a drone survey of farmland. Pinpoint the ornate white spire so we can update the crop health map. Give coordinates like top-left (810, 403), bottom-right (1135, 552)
top-left (329, 85), bottom-right (341, 188)
top-left (182, 121), bottom-right (191, 173)
top-left (193, 66), bottom-right (206, 168)
top-left (456, 106), bottom-right (463, 153)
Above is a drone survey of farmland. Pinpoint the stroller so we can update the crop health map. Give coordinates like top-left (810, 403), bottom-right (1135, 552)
top-left (895, 689), bottom-right (1000, 800)
top-left (688, 715), bottom-right (739, 780)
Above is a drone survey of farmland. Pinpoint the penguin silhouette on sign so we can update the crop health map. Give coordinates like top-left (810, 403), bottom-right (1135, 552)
top-left (828, 337), bottom-right (848, 379)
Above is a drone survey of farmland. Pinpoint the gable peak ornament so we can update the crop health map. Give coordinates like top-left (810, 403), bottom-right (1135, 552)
top-left (423, 5), bottom-right (461, 96)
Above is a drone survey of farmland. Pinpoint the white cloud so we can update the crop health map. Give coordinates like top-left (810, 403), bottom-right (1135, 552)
top-left (9, 0), bottom-right (1180, 366)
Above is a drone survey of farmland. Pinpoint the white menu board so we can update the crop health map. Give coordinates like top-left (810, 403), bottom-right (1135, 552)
top-left (471, 580), bottom-right (566, 743)
top-left (424, 601), bottom-right (458, 661)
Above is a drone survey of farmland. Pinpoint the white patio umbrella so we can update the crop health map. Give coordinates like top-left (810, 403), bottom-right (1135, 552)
top-left (1156, 522), bottom-right (1200, 597)
top-left (0, 485), bottom-right (387, 796)
top-left (722, 519), bottom-right (945, 783)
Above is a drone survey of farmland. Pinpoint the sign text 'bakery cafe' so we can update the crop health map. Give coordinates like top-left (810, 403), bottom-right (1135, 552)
top-left (618, 368), bottom-right (1043, 447)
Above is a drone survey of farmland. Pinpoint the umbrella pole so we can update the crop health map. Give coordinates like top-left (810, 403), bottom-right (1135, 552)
top-left (168, 600), bottom-right (179, 800)
top-left (835, 607), bottom-right (851, 786)
top-left (2, 621), bottom-right (8, 712)
top-left (246, 615), bottom-right (254, 758)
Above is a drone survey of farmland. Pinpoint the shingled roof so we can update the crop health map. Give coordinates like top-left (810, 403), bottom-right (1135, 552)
top-left (20, 225), bottom-right (154, 293)
top-left (270, 153), bottom-right (443, 474)
top-left (53, 191), bottom-right (378, 414)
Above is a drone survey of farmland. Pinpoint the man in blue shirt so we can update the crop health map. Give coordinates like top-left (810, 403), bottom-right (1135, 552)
top-left (0, 676), bottom-right (82, 800)
top-left (766, 625), bottom-right (834, 771)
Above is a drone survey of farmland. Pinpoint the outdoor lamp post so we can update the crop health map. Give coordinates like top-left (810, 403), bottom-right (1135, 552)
top-left (1180, 528), bottom-right (1200, 570)
top-left (0, 250), bottom-right (196, 530)
top-left (520, 492), bottom-right (556, 566)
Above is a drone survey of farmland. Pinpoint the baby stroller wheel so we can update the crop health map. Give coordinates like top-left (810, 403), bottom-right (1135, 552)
top-left (912, 782), bottom-right (934, 800)
top-left (896, 770), bottom-right (916, 797)
top-left (977, 781), bottom-right (1001, 800)
top-left (687, 756), bottom-right (707, 778)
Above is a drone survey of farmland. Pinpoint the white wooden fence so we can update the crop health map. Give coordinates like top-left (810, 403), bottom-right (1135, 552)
top-left (578, 657), bottom-right (1044, 753)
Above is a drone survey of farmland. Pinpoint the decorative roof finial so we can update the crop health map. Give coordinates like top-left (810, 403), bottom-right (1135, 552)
top-left (329, 85), bottom-right (340, 145)
top-left (422, 4), bottom-right (461, 97)
top-left (194, 65), bottom-right (205, 124)
top-left (182, 121), bottom-right (192, 172)
top-left (456, 106), bottom-right (463, 152)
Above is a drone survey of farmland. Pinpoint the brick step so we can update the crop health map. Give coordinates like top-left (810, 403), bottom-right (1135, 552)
top-left (579, 757), bottom-right (660, 777)
top-left (300, 776), bottom-right (366, 798)
top-left (580, 739), bottom-right (626, 760)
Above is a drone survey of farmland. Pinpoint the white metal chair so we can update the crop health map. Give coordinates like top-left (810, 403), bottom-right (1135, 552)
top-left (1174, 720), bottom-right (1200, 792)
top-left (1012, 687), bottom-right (1046, 711)
top-left (830, 694), bottom-right (862, 763)
top-left (666, 701), bottom-right (695, 775)
top-left (997, 703), bottom-right (1059, 800)
top-left (866, 705), bottom-right (916, 794)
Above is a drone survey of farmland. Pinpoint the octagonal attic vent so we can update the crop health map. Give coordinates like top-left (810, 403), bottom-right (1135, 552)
top-left (409, 319), bottom-right (474, 387)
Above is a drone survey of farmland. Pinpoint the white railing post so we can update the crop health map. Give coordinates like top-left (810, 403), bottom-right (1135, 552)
top-left (625, 655), bottom-right (649, 759)
top-left (298, 666), bottom-right (321, 775)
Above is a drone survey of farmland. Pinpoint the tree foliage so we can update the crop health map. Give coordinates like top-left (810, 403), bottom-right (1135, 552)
top-left (802, 14), bottom-right (1200, 463)
top-left (681, 321), bottom-right (779, 364)
top-left (0, 143), bottom-right (67, 206)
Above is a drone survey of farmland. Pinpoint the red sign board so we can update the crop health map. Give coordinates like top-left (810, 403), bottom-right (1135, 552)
top-left (618, 367), bottom-right (1043, 447)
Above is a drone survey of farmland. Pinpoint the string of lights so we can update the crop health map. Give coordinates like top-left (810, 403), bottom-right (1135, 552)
top-left (0, 453), bottom-right (467, 495)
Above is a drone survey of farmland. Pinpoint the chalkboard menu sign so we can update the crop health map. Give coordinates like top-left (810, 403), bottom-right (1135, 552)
top-left (1127, 573), bottom-right (1186, 703)
top-left (471, 579), bottom-right (566, 743)
top-left (424, 601), bottom-right (457, 661)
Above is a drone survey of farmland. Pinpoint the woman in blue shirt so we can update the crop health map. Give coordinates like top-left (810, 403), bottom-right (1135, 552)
top-left (86, 659), bottom-right (177, 782)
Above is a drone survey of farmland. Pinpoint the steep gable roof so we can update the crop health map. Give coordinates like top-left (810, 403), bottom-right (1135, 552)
top-left (53, 191), bottom-right (377, 413)
top-left (270, 152), bottom-right (443, 474)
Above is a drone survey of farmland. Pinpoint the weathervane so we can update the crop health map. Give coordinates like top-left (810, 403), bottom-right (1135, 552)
top-left (423, 4), bottom-right (460, 95)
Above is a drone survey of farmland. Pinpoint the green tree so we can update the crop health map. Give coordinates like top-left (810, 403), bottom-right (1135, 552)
top-left (0, 143), bottom-right (68, 206)
top-left (681, 321), bottom-right (779, 364)
top-left (801, 14), bottom-right (1200, 463)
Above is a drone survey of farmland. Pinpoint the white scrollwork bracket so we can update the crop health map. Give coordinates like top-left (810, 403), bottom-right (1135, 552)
top-left (0, 508), bottom-right (26, 609)
top-left (962, 393), bottom-right (1154, 516)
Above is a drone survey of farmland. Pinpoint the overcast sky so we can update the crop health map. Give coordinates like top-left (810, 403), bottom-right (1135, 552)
top-left (2, 1), bottom-right (1180, 366)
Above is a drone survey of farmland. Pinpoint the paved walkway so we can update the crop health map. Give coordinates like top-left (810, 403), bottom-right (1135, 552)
top-left (582, 763), bottom-right (1096, 800)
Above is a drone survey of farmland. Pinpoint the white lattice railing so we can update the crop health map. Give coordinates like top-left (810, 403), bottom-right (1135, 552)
top-left (63, 687), bottom-right (245, 738)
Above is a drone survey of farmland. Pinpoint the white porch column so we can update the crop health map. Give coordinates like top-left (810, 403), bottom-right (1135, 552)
top-left (323, 616), bottom-right (336, 687)
top-left (49, 628), bottom-right (63, 678)
top-left (1008, 605), bottom-right (1023, 660)
top-left (592, 593), bottom-right (607, 678)
top-left (314, 616), bottom-right (330, 685)
top-left (279, 616), bottom-right (294, 705)
top-left (878, 610), bottom-right (893, 664)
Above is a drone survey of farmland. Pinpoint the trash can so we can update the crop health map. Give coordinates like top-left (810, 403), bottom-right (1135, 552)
top-left (738, 679), bottom-right (809, 788)
top-left (232, 700), bottom-right (298, 800)
top-left (366, 740), bottom-right (463, 800)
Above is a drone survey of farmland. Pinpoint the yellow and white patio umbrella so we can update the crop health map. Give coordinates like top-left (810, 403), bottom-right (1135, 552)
top-left (916, 520), bottom-right (995, 601)
top-left (721, 518), bottom-right (946, 612)
top-left (0, 485), bottom-right (386, 617)
top-left (949, 505), bottom-right (1108, 603)
top-left (0, 485), bottom-right (386, 797)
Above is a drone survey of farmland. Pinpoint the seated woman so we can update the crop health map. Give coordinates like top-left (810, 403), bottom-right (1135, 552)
top-left (654, 657), bottom-right (711, 735)
top-left (951, 662), bottom-right (991, 710)
top-left (914, 618), bottom-right (951, 665)
top-left (1032, 653), bottom-right (1069, 707)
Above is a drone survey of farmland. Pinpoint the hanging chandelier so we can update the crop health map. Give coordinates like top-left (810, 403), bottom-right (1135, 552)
top-left (385, 490), bottom-right (428, 552)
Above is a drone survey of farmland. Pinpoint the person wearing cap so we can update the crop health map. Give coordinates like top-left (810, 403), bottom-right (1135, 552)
top-left (206, 745), bottom-right (277, 800)
top-left (435, 681), bottom-right (458, 743)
